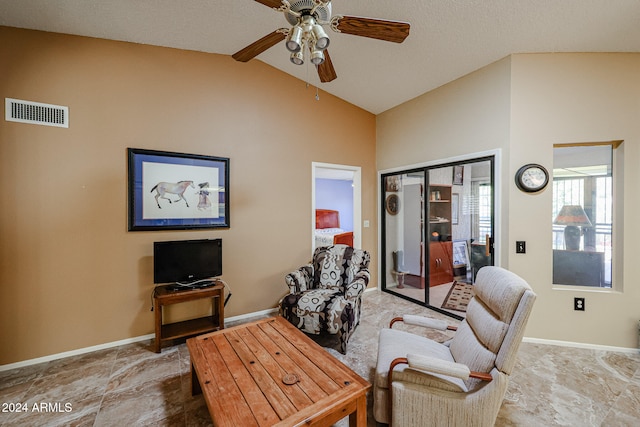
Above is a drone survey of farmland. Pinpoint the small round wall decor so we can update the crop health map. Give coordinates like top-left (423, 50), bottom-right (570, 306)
top-left (385, 194), bottom-right (400, 215)
top-left (515, 163), bottom-right (549, 193)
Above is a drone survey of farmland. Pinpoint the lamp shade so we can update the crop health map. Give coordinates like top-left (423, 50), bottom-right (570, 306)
top-left (553, 205), bottom-right (592, 227)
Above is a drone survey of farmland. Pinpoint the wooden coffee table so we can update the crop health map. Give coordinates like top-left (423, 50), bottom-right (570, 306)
top-left (187, 316), bottom-right (371, 426)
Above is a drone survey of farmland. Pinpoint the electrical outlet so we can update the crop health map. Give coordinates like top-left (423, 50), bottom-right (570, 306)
top-left (574, 297), bottom-right (585, 311)
top-left (516, 241), bottom-right (526, 254)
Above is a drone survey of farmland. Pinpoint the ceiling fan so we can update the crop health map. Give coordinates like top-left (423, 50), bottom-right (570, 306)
top-left (232, 0), bottom-right (410, 83)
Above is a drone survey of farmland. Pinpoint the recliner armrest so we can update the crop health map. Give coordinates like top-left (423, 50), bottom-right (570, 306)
top-left (406, 353), bottom-right (471, 380)
top-left (389, 315), bottom-right (457, 331)
top-left (398, 354), bottom-right (494, 382)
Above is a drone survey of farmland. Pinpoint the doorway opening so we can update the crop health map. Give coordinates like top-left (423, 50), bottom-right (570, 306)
top-left (380, 155), bottom-right (496, 320)
top-left (312, 162), bottom-right (362, 253)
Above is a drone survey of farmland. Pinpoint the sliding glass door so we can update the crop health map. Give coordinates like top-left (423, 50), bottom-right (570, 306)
top-left (381, 157), bottom-right (495, 319)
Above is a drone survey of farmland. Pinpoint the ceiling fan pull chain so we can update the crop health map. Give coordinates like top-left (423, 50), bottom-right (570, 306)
top-left (306, 58), bottom-right (310, 86)
top-left (316, 86), bottom-right (320, 101)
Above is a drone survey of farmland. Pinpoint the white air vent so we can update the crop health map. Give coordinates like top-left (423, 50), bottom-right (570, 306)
top-left (5, 98), bottom-right (69, 128)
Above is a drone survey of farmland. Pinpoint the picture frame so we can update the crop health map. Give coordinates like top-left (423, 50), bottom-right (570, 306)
top-left (453, 165), bottom-right (464, 186)
top-left (452, 240), bottom-right (470, 270)
top-left (128, 148), bottom-right (229, 231)
top-left (385, 175), bottom-right (401, 192)
top-left (452, 239), bottom-right (470, 281)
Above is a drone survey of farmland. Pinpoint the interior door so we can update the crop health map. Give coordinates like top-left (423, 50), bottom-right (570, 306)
top-left (312, 163), bottom-right (362, 252)
top-left (381, 157), bottom-right (495, 319)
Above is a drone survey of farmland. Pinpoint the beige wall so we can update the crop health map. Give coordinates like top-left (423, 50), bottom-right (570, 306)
top-left (0, 27), bottom-right (377, 365)
top-left (508, 53), bottom-right (640, 348)
top-left (377, 57), bottom-right (513, 265)
top-left (377, 52), bottom-right (640, 349)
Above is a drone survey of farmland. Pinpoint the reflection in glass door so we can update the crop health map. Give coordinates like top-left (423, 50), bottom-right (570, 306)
top-left (381, 157), bottom-right (495, 319)
top-left (382, 170), bottom-right (426, 303)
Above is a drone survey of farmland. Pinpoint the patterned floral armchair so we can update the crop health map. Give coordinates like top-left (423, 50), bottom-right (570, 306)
top-left (279, 245), bottom-right (370, 354)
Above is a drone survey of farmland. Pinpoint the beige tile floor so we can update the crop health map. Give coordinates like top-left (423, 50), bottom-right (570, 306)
top-left (388, 281), bottom-right (457, 313)
top-left (1, 290), bottom-right (639, 426)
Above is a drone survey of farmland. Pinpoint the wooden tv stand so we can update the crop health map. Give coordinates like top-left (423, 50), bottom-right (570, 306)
top-left (153, 282), bottom-right (224, 353)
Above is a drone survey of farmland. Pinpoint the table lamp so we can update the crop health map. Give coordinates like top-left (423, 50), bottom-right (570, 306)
top-left (553, 205), bottom-right (592, 251)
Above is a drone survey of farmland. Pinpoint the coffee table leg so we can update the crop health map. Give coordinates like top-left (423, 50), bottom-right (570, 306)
top-left (191, 363), bottom-right (202, 396)
top-left (349, 394), bottom-right (367, 427)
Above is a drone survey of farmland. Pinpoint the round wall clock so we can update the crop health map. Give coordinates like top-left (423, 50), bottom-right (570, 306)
top-left (385, 194), bottom-right (400, 215)
top-left (515, 163), bottom-right (549, 193)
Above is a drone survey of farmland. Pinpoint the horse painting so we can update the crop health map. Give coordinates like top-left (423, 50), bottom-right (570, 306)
top-left (150, 181), bottom-right (195, 208)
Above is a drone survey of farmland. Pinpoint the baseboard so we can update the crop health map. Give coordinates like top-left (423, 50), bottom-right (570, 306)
top-left (9, 299), bottom-right (634, 372)
top-left (368, 285), bottom-right (638, 354)
top-left (0, 333), bottom-right (155, 372)
top-left (226, 307), bottom-right (279, 323)
top-left (523, 337), bottom-right (639, 355)
top-left (0, 308), bottom-right (279, 372)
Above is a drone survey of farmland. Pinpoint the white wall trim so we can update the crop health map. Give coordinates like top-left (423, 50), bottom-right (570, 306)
top-left (3, 302), bottom-right (636, 371)
top-left (225, 307), bottom-right (279, 323)
top-left (0, 308), bottom-right (279, 372)
top-left (361, 291), bottom-right (637, 354)
top-left (523, 336), bottom-right (639, 355)
top-left (0, 333), bottom-right (154, 372)
top-left (378, 149), bottom-right (501, 176)
top-left (312, 162), bottom-right (363, 252)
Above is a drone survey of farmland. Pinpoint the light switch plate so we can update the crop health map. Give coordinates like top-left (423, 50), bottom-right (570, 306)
top-left (516, 241), bottom-right (526, 253)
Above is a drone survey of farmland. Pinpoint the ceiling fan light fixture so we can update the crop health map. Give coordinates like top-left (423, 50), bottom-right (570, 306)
top-left (310, 48), bottom-right (325, 65)
top-left (312, 24), bottom-right (330, 50)
top-left (232, 0), bottom-right (410, 85)
top-left (290, 50), bottom-right (304, 65)
top-left (286, 25), bottom-right (304, 52)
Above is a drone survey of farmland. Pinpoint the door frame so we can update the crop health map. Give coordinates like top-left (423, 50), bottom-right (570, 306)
top-left (312, 162), bottom-right (362, 253)
top-left (377, 149), bottom-right (502, 292)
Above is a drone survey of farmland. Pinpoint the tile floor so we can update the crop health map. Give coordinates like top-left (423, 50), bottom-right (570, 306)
top-left (1, 290), bottom-right (639, 426)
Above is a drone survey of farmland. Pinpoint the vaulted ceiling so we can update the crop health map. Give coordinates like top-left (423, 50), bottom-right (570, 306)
top-left (1, 0), bottom-right (639, 114)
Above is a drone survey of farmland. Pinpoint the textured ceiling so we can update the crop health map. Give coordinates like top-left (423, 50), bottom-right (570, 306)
top-left (1, 0), bottom-right (639, 114)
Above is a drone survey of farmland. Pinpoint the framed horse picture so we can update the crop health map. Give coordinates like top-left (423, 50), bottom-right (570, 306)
top-left (127, 148), bottom-right (229, 231)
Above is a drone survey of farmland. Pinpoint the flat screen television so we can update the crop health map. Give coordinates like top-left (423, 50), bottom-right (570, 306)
top-left (153, 239), bottom-right (222, 285)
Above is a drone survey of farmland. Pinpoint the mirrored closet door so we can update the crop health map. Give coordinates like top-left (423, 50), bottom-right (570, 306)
top-left (381, 156), bottom-right (495, 319)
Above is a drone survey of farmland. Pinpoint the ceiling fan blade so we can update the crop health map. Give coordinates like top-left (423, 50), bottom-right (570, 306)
top-left (253, 0), bottom-right (284, 8)
top-left (317, 49), bottom-right (337, 83)
top-left (333, 16), bottom-right (410, 43)
top-left (232, 30), bottom-right (286, 62)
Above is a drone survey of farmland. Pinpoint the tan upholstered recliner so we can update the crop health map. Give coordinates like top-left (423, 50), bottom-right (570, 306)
top-left (373, 266), bottom-right (536, 426)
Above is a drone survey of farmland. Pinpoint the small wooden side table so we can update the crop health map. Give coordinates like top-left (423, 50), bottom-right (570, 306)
top-left (153, 282), bottom-right (224, 353)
